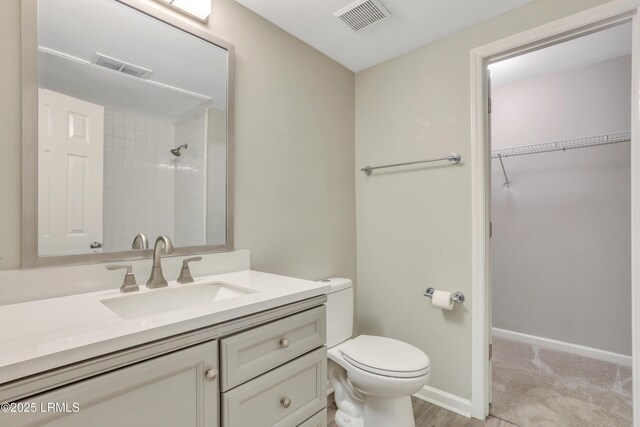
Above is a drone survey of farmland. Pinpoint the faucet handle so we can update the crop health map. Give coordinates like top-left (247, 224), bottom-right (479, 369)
top-left (106, 265), bottom-right (139, 293)
top-left (182, 256), bottom-right (203, 265)
top-left (177, 257), bottom-right (203, 284)
top-left (106, 264), bottom-right (133, 274)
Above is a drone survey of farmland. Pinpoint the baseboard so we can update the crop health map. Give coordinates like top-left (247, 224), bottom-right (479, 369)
top-left (492, 327), bottom-right (632, 367)
top-left (413, 385), bottom-right (471, 418)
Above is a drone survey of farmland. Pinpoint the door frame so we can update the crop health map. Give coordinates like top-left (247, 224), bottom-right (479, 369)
top-left (470, 0), bottom-right (640, 420)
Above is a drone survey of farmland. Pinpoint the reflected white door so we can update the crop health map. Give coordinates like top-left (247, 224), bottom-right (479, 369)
top-left (38, 89), bottom-right (104, 256)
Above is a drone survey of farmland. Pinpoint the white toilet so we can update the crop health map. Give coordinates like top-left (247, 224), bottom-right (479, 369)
top-left (324, 278), bottom-right (430, 427)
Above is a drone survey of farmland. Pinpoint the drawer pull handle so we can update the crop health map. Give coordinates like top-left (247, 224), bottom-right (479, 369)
top-left (279, 338), bottom-right (290, 349)
top-left (205, 369), bottom-right (218, 382)
top-left (280, 397), bottom-right (292, 409)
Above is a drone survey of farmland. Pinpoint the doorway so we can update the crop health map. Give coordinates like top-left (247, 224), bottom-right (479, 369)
top-left (488, 23), bottom-right (632, 425)
top-left (469, 2), bottom-right (640, 423)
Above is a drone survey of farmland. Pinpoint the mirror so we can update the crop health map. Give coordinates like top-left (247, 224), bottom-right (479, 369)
top-left (23, 0), bottom-right (234, 266)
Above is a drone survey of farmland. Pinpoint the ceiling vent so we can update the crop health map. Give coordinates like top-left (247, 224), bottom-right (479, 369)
top-left (93, 53), bottom-right (152, 79)
top-left (334, 0), bottom-right (391, 32)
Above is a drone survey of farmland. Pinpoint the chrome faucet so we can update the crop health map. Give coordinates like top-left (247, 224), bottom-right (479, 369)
top-left (131, 233), bottom-right (149, 249)
top-left (146, 235), bottom-right (175, 288)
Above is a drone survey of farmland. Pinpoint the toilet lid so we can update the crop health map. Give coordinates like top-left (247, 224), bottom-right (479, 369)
top-left (339, 335), bottom-right (430, 378)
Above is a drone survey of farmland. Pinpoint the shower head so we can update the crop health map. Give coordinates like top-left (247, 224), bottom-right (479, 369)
top-left (170, 144), bottom-right (188, 157)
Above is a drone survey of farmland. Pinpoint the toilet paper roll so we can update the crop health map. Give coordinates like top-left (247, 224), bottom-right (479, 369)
top-left (432, 290), bottom-right (454, 310)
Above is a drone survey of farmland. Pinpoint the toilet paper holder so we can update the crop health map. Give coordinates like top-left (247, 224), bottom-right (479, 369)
top-left (424, 288), bottom-right (465, 304)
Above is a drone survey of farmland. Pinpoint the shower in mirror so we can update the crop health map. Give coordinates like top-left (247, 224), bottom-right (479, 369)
top-left (170, 144), bottom-right (188, 157)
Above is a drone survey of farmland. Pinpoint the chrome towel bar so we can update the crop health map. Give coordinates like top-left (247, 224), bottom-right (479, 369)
top-left (360, 153), bottom-right (461, 176)
top-left (424, 287), bottom-right (465, 303)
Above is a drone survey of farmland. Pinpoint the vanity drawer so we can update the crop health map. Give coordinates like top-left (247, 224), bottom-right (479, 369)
top-left (298, 410), bottom-right (328, 427)
top-left (220, 305), bottom-right (325, 390)
top-left (222, 347), bottom-right (327, 427)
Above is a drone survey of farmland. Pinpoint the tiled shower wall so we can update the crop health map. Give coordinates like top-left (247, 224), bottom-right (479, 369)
top-left (103, 110), bottom-right (176, 252)
top-left (174, 110), bottom-right (207, 247)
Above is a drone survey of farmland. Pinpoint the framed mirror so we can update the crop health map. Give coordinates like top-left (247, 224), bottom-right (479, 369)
top-left (22, 0), bottom-right (234, 267)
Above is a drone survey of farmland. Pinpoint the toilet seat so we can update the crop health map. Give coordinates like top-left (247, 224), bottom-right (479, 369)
top-left (338, 335), bottom-right (430, 378)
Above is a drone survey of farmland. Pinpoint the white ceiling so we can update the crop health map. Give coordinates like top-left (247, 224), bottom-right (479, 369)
top-left (38, 0), bottom-right (228, 121)
top-left (489, 22), bottom-right (632, 88)
top-left (233, 0), bottom-right (534, 72)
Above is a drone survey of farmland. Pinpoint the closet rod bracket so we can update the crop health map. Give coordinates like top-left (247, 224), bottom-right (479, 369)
top-left (498, 154), bottom-right (510, 187)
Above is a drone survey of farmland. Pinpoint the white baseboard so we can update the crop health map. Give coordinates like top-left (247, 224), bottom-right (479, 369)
top-left (330, 381), bottom-right (471, 418)
top-left (492, 327), bottom-right (632, 367)
top-left (413, 385), bottom-right (471, 418)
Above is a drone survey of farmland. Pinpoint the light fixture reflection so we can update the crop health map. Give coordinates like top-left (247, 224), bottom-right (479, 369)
top-left (156, 0), bottom-right (211, 22)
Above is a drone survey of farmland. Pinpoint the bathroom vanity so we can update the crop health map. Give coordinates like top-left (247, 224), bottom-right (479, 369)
top-left (3, 1), bottom-right (331, 425)
top-left (0, 270), bottom-right (330, 426)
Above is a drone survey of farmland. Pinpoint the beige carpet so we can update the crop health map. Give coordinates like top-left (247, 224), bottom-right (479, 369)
top-left (491, 336), bottom-right (632, 427)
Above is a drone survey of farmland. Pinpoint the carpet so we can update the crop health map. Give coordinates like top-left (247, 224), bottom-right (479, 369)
top-left (490, 336), bottom-right (632, 427)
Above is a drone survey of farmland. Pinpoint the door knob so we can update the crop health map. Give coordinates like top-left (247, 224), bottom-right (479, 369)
top-left (279, 338), bottom-right (289, 348)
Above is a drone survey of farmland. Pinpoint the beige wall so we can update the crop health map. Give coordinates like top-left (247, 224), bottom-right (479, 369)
top-left (0, 0), bottom-right (356, 285)
top-left (355, 0), bottom-right (612, 400)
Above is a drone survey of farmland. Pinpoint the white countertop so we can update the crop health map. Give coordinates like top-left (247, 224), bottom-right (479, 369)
top-left (0, 270), bottom-right (330, 384)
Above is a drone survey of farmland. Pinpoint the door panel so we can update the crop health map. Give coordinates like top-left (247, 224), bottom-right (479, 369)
top-left (38, 89), bottom-right (104, 255)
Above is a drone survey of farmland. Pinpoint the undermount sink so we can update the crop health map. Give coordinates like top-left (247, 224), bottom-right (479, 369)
top-left (101, 282), bottom-right (257, 320)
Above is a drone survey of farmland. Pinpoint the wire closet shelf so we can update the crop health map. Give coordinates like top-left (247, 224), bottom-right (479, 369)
top-left (491, 132), bottom-right (631, 159)
top-left (491, 132), bottom-right (631, 187)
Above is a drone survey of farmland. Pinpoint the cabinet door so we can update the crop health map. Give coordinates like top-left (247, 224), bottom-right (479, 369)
top-left (1, 341), bottom-right (218, 427)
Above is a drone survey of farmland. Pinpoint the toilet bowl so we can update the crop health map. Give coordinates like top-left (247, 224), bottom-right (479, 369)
top-left (323, 278), bottom-right (430, 427)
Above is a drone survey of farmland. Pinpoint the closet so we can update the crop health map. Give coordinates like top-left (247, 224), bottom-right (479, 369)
top-left (488, 23), bottom-right (633, 426)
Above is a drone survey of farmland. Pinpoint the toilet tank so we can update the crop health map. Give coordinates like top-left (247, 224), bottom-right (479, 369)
top-left (322, 278), bottom-right (354, 348)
